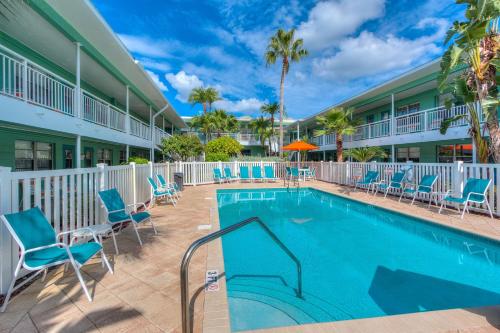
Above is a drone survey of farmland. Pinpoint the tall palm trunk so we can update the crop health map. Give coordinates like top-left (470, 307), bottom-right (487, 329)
top-left (336, 132), bottom-right (343, 162)
top-left (203, 102), bottom-right (207, 114)
top-left (279, 60), bottom-right (286, 158)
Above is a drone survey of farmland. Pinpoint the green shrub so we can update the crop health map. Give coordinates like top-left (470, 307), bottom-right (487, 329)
top-left (161, 134), bottom-right (204, 161)
top-left (206, 152), bottom-right (230, 162)
top-left (205, 136), bottom-right (242, 157)
top-left (127, 156), bottom-right (149, 164)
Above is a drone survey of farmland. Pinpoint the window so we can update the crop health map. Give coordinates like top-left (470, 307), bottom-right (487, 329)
top-left (119, 150), bottom-right (127, 164)
top-left (97, 149), bottom-right (112, 165)
top-left (437, 144), bottom-right (473, 163)
top-left (63, 147), bottom-right (74, 169)
top-left (396, 103), bottom-right (420, 116)
top-left (381, 111), bottom-right (390, 120)
top-left (397, 147), bottom-right (420, 162)
top-left (366, 114), bottom-right (375, 124)
top-left (83, 148), bottom-right (93, 168)
top-left (15, 141), bottom-right (53, 171)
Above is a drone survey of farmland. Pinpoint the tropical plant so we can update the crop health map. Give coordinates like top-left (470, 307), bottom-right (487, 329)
top-left (188, 86), bottom-right (220, 113)
top-left (344, 147), bottom-right (388, 162)
top-left (205, 136), bottom-right (243, 161)
top-left (438, 0), bottom-right (499, 162)
top-left (314, 107), bottom-right (361, 162)
top-left (206, 152), bottom-right (231, 162)
top-left (250, 116), bottom-right (271, 156)
top-left (190, 112), bottom-right (216, 143)
top-left (265, 29), bottom-right (308, 157)
top-left (260, 102), bottom-right (280, 132)
top-left (161, 134), bottom-right (204, 161)
top-left (211, 109), bottom-right (239, 137)
top-left (127, 156), bottom-right (149, 165)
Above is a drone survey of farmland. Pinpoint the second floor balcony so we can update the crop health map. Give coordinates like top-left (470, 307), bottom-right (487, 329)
top-left (310, 104), bottom-right (472, 148)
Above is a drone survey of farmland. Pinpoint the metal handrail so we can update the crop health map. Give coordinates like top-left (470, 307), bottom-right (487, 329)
top-left (180, 216), bottom-right (303, 333)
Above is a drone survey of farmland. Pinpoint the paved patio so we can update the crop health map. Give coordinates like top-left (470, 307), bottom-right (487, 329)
top-left (1, 180), bottom-right (500, 333)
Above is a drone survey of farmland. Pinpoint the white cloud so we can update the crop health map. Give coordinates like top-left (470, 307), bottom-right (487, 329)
top-left (213, 98), bottom-right (266, 115)
top-left (165, 71), bottom-right (204, 102)
top-left (138, 58), bottom-right (171, 72)
top-left (296, 0), bottom-right (385, 52)
top-left (118, 34), bottom-right (172, 58)
top-left (145, 70), bottom-right (168, 91)
top-left (312, 18), bottom-right (448, 80)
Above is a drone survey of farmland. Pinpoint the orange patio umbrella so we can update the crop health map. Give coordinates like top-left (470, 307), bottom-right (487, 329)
top-left (282, 140), bottom-right (319, 168)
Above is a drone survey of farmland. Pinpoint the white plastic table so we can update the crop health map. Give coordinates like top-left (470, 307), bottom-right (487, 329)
top-left (71, 224), bottom-right (119, 255)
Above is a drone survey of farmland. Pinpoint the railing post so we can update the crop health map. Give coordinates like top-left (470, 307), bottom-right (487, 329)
top-left (97, 163), bottom-right (107, 191)
top-left (193, 162), bottom-right (197, 186)
top-left (107, 105), bottom-right (111, 128)
top-left (346, 161), bottom-right (350, 185)
top-left (452, 161), bottom-right (464, 196)
top-left (329, 160), bottom-right (333, 183)
top-left (22, 60), bottom-right (27, 102)
top-left (233, 160), bottom-right (237, 177)
top-left (131, 162), bottom-right (137, 208)
top-left (423, 110), bottom-right (428, 131)
top-left (0, 167), bottom-right (12, 294)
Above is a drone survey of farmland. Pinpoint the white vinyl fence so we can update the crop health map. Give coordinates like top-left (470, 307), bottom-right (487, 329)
top-left (1, 160), bottom-right (499, 294)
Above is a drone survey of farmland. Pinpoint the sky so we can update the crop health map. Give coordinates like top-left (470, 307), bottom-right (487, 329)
top-left (92, 0), bottom-right (465, 120)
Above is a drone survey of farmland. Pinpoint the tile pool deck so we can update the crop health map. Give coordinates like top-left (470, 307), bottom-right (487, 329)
top-left (1, 180), bottom-right (500, 333)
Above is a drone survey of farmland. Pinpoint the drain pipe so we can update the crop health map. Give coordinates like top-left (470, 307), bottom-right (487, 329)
top-left (150, 103), bottom-right (170, 162)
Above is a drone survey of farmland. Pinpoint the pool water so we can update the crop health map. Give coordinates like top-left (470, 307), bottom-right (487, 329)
top-left (217, 188), bottom-right (500, 332)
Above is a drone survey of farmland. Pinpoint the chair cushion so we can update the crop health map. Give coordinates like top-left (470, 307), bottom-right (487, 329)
top-left (25, 242), bottom-right (102, 269)
top-left (131, 211), bottom-right (151, 223)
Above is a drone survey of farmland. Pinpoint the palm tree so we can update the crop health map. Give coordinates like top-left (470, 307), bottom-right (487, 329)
top-left (188, 87), bottom-right (221, 114)
top-left (439, 0), bottom-right (499, 162)
top-left (314, 107), bottom-right (361, 162)
top-left (205, 87), bottom-right (220, 111)
top-left (345, 147), bottom-right (388, 162)
top-left (265, 29), bottom-right (308, 158)
top-left (260, 102), bottom-right (280, 155)
top-left (211, 109), bottom-right (238, 137)
top-left (250, 116), bottom-right (271, 156)
top-left (190, 112), bottom-right (215, 143)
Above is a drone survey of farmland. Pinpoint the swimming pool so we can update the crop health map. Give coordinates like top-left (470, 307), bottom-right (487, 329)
top-left (217, 188), bottom-right (500, 332)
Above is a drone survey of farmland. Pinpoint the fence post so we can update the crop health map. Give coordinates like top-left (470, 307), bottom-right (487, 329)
top-left (131, 162), bottom-right (137, 208)
top-left (0, 167), bottom-right (12, 294)
top-left (346, 161), bottom-right (350, 185)
top-left (329, 160), bottom-right (333, 183)
top-left (193, 162), bottom-right (197, 186)
top-left (148, 161), bottom-right (153, 201)
top-left (452, 161), bottom-right (464, 196)
top-left (233, 160), bottom-right (237, 177)
top-left (97, 163), bottom-right (107, 191)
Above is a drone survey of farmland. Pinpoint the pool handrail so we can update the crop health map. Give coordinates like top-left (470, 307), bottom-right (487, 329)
top-left (180, 216), bottom-right (303, 333)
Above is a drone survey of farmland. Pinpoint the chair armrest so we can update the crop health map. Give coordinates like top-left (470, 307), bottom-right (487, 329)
top-left (466, 191), bottom-right (486, 202)
top-left (24, 242), bottom-right (68, 254)
top-left (127, 202), bottom-right (148, 212)
top-left (108, 208), bottom-right (126, 214)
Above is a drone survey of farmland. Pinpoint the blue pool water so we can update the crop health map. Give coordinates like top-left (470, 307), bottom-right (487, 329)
top-left (217, 188), bottom-right (500, 331)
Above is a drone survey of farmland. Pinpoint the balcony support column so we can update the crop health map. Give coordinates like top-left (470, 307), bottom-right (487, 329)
top-left (390, 93), bottom-right (395, 136)
top-left (391, 144), bottom-right (395, 163)
top-left (126, 145), bottom-right (130, 161)
top-left (76, 135), bottom-right (81, 169)
top-left (150, 105), bottom-right (154, 162)
top-left (75, 42), bottom-right (81, 118)
top-left (125, 85), bottom-right (130, 134)
top-left (22, 59), bottom-right (27, 101)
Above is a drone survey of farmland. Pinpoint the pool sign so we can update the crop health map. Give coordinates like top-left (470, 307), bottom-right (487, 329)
top-left (205, 269), bottom-right (219, 292)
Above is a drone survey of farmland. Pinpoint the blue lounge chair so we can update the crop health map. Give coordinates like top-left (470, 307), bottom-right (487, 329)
top-left (264, 165), bottom-right (278, 182)
top-left (156, 174), bottom-right (181, 198)
top-left (354, 170), bottom-right (379, 193)
top-left (252, 166), bottom-right (264, 182)
top-left (224, 167), bottom-right (238, 182)
top-left (304, 167), bottom-right (316, 180)
top-left (99, 188), bottom-right (158, 250)
top-left (439, 178), bottom-right (493, 219)
top-left (240, 166), bottom-right (251, 182)
top-left (213, 168), bottom-right (227, 184)
top-left (147, 177), bottom-right (177, 206)
top-left (399, 174), bottom-right (438, 207)
top-left (374, 171), bottom-right (406, 197)
top-left (0, 207), bottom-right (112, 312)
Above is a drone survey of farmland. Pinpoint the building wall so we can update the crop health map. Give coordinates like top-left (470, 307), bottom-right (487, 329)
top-left (0, 125), bottom-right (150, 170)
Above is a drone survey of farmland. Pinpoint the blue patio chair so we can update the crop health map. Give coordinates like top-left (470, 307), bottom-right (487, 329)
top-left (213, 168), bottom-right (227, 184)
top-left (0, 207), bottom-right (112, 312)
top-left (305, 167), bottom-right (316, 181)
top-left (354, 170), bottom-right (379, 193)
top-left (439, 178), bottom-right (493, 219)
top-left (399, 174), bottom-right (438, 207)
top-left (264, 165), bottom-right (278, 182)
top-left (239, 166), bottom-right (251, 182)
top-left (147, 177), bottom-right (177, 206)
top-left (252, 166), bottom-right (264, 182)
top-left (99, 188), bottom-right (158, 249)
top-left (156, 174), bottom-right (181, 199)
top-left (374, 171), bottom-right (406, 197)
top-left (224, 167), bottom-right (238, 182)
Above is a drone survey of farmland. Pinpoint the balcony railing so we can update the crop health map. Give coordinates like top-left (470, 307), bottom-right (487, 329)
top-left (312, 104), bottom-right (471, 147)
top-left (0, 44), bottom-right (153, 141)
top-left (154, 127), bottom-right (171, 145)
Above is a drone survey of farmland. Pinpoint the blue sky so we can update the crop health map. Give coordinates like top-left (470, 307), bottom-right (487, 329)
top-left (92, 0), bottom-right (465, 120)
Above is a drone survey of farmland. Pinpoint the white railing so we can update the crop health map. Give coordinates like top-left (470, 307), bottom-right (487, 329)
top-left (130, 116), bottom-right (151, 140)
top-left (0, 44), bottom-right (152, 139)
top-left (154, 127), bottom-right (171, 146)
top-left (348, 118), bottom-right (391, 142)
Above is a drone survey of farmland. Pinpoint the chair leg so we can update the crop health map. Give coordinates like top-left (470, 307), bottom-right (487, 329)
top-left (411, 192), bottom-right (417, 206)
top-left (438, 200), bottom-right (445, 214)
top-left (384, 188), bottom-right (389, 198)
top-left (100, 249), bottom-right (113, 274)
top-left (110, 228), bottom-right (119, 255)
top-left (132, 222), bottom-right (143, 246)
top-left (41, 268), bottom-right (48, 282)
top-left (485, 200), bottom-right (494, 219)
top-left (71, 261), bottom-right (92, 302)
top-left (427, 194), bottom-right (433, 208)
top-left (461, 202), bottom-right (467, 219)
top-left (0, 259), bottom-right (23, 312)
top-left (150, 218), bottom-right (158, 235)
